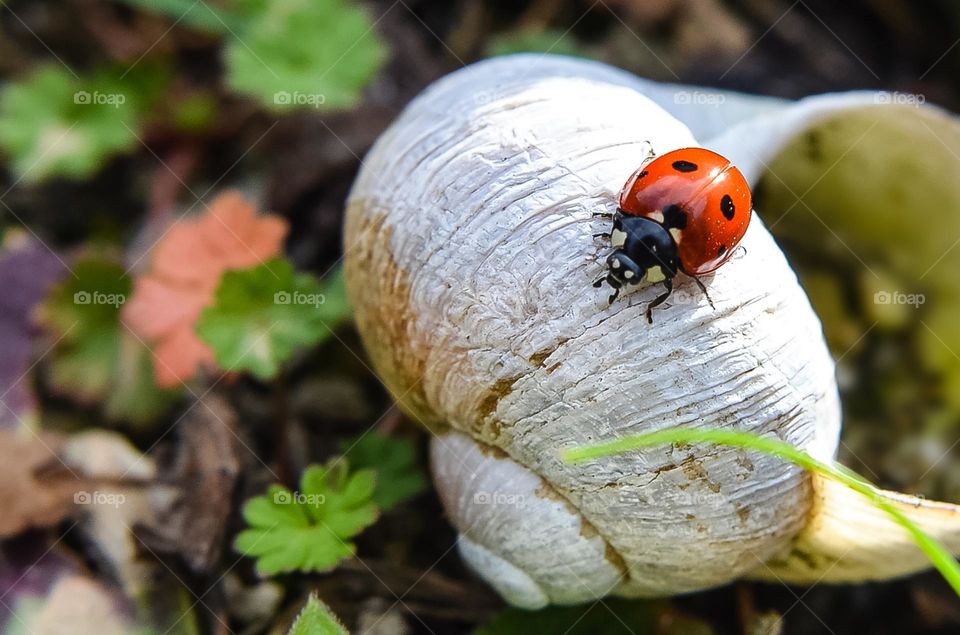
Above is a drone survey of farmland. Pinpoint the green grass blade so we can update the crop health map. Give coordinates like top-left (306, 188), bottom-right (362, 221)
top-left (562, 427), bottom-right (960, 597)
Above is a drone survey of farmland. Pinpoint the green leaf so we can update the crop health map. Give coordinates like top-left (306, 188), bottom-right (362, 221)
top-left (564, 427), bottom-right (960, 600)
top-left (38, 256), bottom-right (179, 425)
top-left (235, 458), bottom-right (379, 577)
top-left (0, 64), bottom-right (168, 183)
top-left (340, 433), bottom-right (427, 511)
top-left (196, 258), bottom-right (351, 381)
top-left (118, 0), bottom-right (244, 33)
top-left (169, 92), bottom-right (219, 133)
top-left (315, 266), bottom-right (350, 322)
top-left (287, 594), bottom-right (348, 635)
top-left (224, 0), bottom-right (388, 112)
top-left (474, 599), bottom-right (657, 635)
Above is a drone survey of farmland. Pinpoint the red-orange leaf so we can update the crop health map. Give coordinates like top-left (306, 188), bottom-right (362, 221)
top-left (123, 191), bottom-right (288, 387)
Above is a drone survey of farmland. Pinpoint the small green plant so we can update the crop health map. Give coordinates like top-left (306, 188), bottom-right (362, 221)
top-left (340, 432), bottom-right (428, 511)
top-left (235, 459), bottom-right (379, 576)
top-left (287, 594), bottom-right (348, 635)
top-left (119, 0), bottom-right (243, 33)
top-left (37, 256), bottom-right (179, 424)
top-left (119, 0), bottom-right (388, 113)
top-left (196, 259), bottom-right (350, 380)
top-left (0, 63), bottom-right (167, 182)
top-left (564, 427), bottom-right (960, 598)
top-left (225, 0), bottom-right (387, 112)
top-left (474, 598), bottom-right (658, 635)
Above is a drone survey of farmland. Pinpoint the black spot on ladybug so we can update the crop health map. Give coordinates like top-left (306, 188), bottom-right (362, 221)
top-left (662, 204), bottom-right (688, 229)
top-left (637, 170), bottom-right (648, 179)
top-left (718, 245), bottom-right (727, 257)
top-left (720, 194), bottom-right (735, 220)
top-left (672, 160), bottom-right (698, 173)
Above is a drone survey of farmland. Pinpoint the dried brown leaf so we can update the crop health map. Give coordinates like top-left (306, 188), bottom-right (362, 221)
top-left (0, 429), bottom-right (80, 538)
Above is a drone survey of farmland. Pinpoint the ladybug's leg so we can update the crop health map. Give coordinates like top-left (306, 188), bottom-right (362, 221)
top-left (692, 277), bottom-right (716, 311)
top-left (592, 276), bottom-right (607, 288)
top-left (645, 278), bottom-right (673, 324)
top-left (608, 286), bottom-right (621, 304)
top-left (591, 211), bottom-right (615, 219)
top-left (593, 232), bottom-right (611, 239)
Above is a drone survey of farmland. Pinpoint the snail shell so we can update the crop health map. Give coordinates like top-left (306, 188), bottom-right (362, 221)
top-left (344, 55), bottom-right (960, 608)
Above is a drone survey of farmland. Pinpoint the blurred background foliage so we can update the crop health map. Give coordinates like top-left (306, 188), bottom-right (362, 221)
top-left (3, 0), bottom-right (960, 634)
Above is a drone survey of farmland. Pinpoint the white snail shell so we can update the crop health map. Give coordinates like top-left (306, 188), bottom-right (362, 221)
top-left (344, 55), bottom-right (960, 608)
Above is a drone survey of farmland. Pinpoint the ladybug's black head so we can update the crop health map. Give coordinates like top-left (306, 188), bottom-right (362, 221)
top-left (604, 215), bottom-right (679, 289)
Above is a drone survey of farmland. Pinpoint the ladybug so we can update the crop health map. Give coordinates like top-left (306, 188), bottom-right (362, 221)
top-left (594, 147), bottom-right (752, 322)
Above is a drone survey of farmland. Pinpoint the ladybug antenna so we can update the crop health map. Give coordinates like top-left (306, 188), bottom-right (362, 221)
top-left (692, 277), bottom-right (715, 311)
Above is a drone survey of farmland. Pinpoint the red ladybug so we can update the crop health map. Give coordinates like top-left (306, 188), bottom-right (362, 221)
top-left (594, 147), bottom-right (752, 322)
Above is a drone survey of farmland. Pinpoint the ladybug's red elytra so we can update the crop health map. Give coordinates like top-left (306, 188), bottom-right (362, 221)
top-left (594, 147), bottom-right (752, 322)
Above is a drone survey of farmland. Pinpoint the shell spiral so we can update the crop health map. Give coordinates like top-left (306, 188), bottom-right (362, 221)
top-left (344, 55), bottom-right (841, 608)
